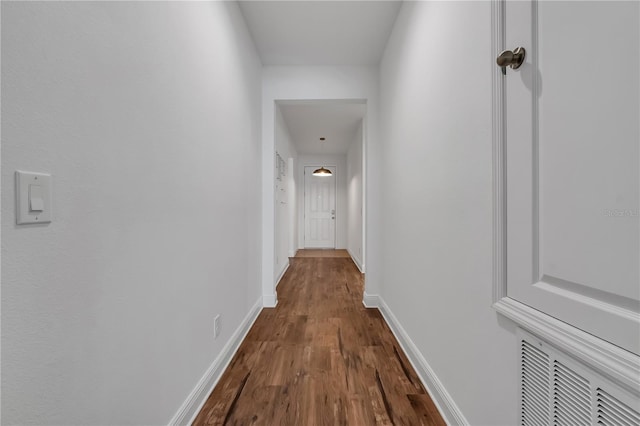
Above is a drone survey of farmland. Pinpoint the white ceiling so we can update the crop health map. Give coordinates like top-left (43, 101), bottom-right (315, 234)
top-left (278, 101), bottom-right (366, 155)
top-left (239, 1), bottom-right (397, 155)
top-left (238, 1), bottom-right (402, 66)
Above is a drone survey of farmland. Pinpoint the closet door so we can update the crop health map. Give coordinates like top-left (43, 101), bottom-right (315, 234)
top-left (503, 0), bottom-right (639, 354)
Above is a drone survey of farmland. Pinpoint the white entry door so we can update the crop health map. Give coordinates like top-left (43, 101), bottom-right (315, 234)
top-left (504, 1), bottom-right (639, 354)
top-left (304, 166), bottom-right (336, 248)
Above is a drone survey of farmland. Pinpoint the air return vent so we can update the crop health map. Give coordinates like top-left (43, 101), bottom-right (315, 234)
top-left (553, 361), bottom-right (591, 425)
top-left (596, 389), bottom-right (640, 426)
top-left (521, 340), bottom-right (551, 425)
top-left (518, 328), bottom-right (639, 426)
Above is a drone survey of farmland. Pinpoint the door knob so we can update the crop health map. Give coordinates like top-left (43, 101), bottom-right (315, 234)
top-left (496, 47), bottom-right (526, 71)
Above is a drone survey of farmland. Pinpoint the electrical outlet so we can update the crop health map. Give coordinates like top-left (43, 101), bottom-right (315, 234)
top-left (214, 315), bottom-right (220, 339)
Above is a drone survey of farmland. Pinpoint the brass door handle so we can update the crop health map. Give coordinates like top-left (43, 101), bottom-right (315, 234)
top-left (497, 47), bottom-right (526, 71)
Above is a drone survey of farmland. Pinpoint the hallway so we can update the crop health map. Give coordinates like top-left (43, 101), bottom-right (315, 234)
top-left (193, 252), bottom-right (445, 425)
top-left (3, 2), bottom-right (638, 424)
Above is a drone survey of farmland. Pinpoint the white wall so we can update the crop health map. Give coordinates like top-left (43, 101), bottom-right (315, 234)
top-left (1, 2), bottom-right (262, 424)
top-left (346, 121), bottom-right (364, 271)
top-left (378, 2), bottom-right (519, 425)
top-left (274, 106), bottom-right (297, 282)
top-left (297, 155), bottom-right (347, 250)
top-left (261, 66), bottom-right (382, 306)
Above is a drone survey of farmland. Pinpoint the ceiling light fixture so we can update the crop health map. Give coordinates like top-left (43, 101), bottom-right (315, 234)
top-left (313, 137), bottom-right (333, 177)
top-left (312, 166), bottom-right (332, 177)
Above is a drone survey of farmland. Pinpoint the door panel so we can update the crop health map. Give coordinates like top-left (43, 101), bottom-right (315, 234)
top-left (304, 166), bottom-right (336, 248)
top-left (505, 0), bottom-right (639, 354)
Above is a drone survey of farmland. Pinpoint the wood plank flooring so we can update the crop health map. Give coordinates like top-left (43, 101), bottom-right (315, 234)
top-left (294, 249), bottom-right (351, 258)
top-left (193, 252), bottom-right (445, 426)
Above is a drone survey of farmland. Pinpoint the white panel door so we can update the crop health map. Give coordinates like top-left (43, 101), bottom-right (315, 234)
top-left (505, 0), bottom-right (639, 354)
top-left (304, 166), bottom-right (336, 248)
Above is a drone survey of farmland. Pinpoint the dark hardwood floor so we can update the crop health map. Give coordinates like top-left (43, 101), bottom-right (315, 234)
top-left (193, 252), bottom-right (445, 425)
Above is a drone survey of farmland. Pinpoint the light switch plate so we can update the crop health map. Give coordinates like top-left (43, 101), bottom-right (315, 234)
top-left (16, 171), bottom-right (52, 224)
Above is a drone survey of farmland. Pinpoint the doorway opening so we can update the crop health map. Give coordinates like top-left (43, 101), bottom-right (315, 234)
top-left (273, 99), bottom-right (366, 288)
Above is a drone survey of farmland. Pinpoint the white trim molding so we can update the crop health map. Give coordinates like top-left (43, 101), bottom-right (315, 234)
top-left (262, 293), bottom-right (278, 308)
top-left (491, 0), bottom-right (507, 304)
top-left (168, 298), bottom-right (263, 426)
top-left (378, 297), bottom-right (468, 425)
top-left (275, 262), bottom-right (289, 288)
top-left (362, 292), bottom-right (379, 308)
top-left (494, 297), bottom-right (640, 396)
top-left (347, 248), bottom-right (364, 273)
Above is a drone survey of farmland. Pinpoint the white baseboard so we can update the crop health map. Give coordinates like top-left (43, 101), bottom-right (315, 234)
top-left (288, 249), bottom-right (296, 258)
top-left (362, 292), bottom-right (379, 308)
top-left (378, 296), bottom-right (468, 426)
top-left (275, 261), bottom-right (289, 288)
top-left (262, 293), bottom-right (278, 308)
top-left (347, 248), bottom-right (365, 273)
top-left (168, 298), bottom-right (262, 426)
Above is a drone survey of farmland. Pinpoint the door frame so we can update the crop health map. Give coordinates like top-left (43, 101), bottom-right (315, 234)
top-left (490, 0), bottom-right (639, 394)
top-left (301, 163), bottom-right (338, 249)
top-left (263, 97), bottom-right (370, 310)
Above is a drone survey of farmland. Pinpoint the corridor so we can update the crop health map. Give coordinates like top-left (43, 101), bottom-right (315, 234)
top-left (3, 2), bottom-right (638, 424)
top-left (193, 251), bottom-right (445, 425)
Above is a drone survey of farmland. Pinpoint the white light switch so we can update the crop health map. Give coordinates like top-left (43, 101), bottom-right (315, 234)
top-left (29, 185), bottom-right (44, 211)
top-left (16, 171), bottom-right (52, 224)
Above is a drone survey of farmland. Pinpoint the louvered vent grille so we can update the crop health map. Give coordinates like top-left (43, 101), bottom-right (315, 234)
top-left (521, 340), bottom-right (551, 425)
top-left (553, 361), bottom-right (591, 426)
top-left (596, 388), bottom-right (640, 426)
top-left (519, 328), bottom-right (639, 426)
